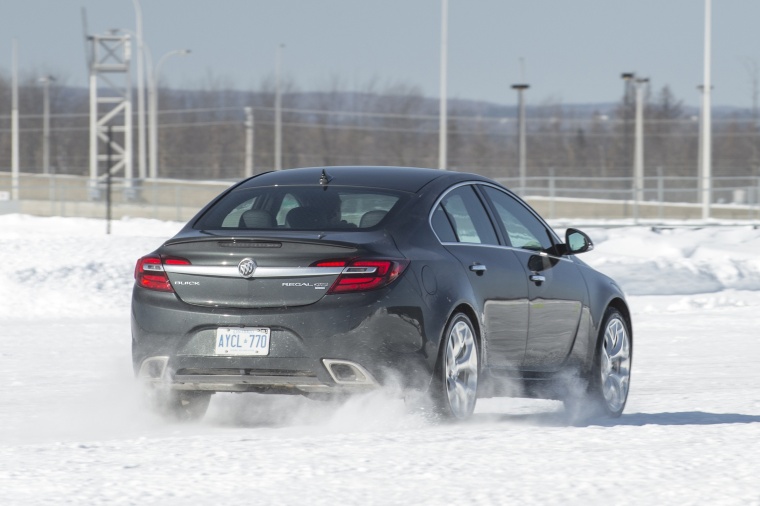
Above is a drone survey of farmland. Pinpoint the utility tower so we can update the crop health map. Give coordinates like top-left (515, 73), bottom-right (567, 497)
top-left (87, 30), bottom-right (135, 200)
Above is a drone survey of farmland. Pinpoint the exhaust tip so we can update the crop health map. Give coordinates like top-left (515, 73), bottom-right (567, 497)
top-left (323, 359), bottom-right (378, 386)
top-left (138, 356), bottom-right (169, 381)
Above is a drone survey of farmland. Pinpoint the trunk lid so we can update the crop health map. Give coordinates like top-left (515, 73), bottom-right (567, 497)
top-left (160, 234), bottom-right (382, 308)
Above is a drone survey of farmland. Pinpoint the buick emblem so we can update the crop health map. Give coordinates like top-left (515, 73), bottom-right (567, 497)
top-left (238, 257), bottom-right (257, 278)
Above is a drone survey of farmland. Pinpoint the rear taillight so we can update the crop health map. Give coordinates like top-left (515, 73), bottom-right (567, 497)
top-left (134, 255), bottom-right (190, 292)
top-left (312, 258), bottom-right (409, 294)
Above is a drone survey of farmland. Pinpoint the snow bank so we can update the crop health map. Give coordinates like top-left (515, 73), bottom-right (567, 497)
top-left (3, 215), bottom-right (760, 321)
top-left (581, 225), bottom-right (760, 295)
top-left (0, 215), bottom-right (183, 319)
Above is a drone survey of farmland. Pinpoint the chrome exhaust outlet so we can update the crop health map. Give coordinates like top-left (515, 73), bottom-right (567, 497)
top-left (322, 359), bottom-right (379, 386)
top-left (138, 356), bottom-right (169, 382)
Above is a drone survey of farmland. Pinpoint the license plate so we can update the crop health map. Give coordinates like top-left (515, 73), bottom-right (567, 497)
top-left (215, 327), bottom-right (270, 356)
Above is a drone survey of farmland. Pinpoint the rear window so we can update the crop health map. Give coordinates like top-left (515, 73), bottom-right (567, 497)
top-left (194, 186), bottom-right (405, 230)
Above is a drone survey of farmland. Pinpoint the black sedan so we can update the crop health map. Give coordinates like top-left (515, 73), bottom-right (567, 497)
top-left (131, 166), bottom-right (632, 421)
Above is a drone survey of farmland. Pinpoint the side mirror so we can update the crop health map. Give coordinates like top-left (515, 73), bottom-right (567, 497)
top-left (565, 228), bottom-right (593, 255)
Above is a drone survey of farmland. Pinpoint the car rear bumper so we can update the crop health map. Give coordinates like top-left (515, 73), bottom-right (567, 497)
top-left (131, 279), bottom-right (437, 394)
top-left (137, 355), bottom-right (382, 394)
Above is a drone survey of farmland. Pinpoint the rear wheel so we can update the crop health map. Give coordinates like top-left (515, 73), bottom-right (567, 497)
top-left (147, 389), bottom-right (212, 422)
top-left (432, 313), bottom-right (479, 420)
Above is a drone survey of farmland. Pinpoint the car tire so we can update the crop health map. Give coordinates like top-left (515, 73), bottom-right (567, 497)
top-left (432, 313), bottom-right (479, 420)
top-left (148, 390), bottom-right (212, 422)
top-left (566, 307), bottom-right (632, 419)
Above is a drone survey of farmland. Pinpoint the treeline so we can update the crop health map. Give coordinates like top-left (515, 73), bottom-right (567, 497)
top-left (1, 74), bottom-right (759, 186)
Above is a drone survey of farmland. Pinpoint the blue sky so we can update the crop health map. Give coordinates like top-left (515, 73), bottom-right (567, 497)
top-left (2, 0), bottom-right (760, 108)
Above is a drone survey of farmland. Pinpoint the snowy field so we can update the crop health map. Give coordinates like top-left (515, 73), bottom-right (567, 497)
top-left (1, 214), bottom-right (760, 505)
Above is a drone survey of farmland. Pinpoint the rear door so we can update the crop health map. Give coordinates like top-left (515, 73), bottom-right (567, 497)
top-left (431, 184), bottom-right (529, 368)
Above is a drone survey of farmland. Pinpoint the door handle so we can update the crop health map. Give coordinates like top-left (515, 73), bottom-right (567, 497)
top-left (529, 274), bottom-right (545, 285)
top-left (469, 264), bottom-right (487, 275)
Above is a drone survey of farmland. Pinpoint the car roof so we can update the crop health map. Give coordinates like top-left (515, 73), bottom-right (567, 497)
top-left (237, 166), bottom-right (488, 193)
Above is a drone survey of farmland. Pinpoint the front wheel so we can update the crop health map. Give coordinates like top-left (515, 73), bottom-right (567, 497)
top-left (567, 307), bottom-right (632, 418)
top-left (432, 313), bottom-right (479, 420)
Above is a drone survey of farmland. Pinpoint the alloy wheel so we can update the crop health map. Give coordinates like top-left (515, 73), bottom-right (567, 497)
top-left (600, 315), bottom-right (631, 414)
top-left (444, 318), bottom-right (479, 419)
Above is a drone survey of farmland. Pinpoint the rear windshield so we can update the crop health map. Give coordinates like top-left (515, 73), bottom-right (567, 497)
top-left (194, 186), bottom-right (405, 231)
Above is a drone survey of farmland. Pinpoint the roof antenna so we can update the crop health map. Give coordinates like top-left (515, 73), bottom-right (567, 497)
top-left (319, 169), bottom-right (332, 186)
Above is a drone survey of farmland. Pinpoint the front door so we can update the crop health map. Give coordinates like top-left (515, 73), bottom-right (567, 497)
top-left (480, 186), bottom-right (588, 371)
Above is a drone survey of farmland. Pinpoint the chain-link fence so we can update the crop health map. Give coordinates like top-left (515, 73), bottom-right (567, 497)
top-left (3, 170), bottom-right (760, 223)
top-left (3, 83), bottom-right (760, 222)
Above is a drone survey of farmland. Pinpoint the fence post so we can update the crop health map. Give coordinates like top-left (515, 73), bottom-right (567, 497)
top-left (549, 167), bottom-right (556, 220)
top-left (106, 125), bottom-right (113, 235)
top-left (632, 177), bottom-right (639, 224)
top-left (152, 181), bottom-right (158, 220)
top-left (176, 185), bottom-right (181, 221)
top-left (49, 172), bottom-right (56, 216)
top-left (657, 166), bottom-right (664, 220)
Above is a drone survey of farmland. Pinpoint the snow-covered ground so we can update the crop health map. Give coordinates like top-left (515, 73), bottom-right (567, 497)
top-left (1, 214), bottom-right (759, 505)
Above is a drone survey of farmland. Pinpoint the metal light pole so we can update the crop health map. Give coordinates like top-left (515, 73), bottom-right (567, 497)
top-left (700, 0), bottom-right (713, 219)
top-left (512, 83), bottom-right (529, 195)
top-left (38, 75), bottom-right (56, 174)
top-left (633, 78), bottom-right (648, 204)
top-left (621, 73), bottom-right (635, 174)
top-left (274, 44), bottom-right (284, 171)
top-left (131, 0), bottom-right (147, 180)
top-left (11, 38), bottom-right (19, 200)
top-left (149, 49), bottom-right (190, 179)
top-left (438, 0), bottom-right (448, 170)
top-left (245, 106), bottom-right (255, 178)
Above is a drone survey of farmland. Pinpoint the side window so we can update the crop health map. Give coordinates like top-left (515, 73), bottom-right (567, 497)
top-left (482, 186), bottom-right (554, 251)
top-left (436, 186), bottom-right (498, 245)
top-left (431, 205), bottom-right (457, 242)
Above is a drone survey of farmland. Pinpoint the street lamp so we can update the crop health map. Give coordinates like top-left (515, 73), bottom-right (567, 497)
top-left (633, 77), bottom-right (649, 205)
top-left (621, 72), bottom-right (647, 214)
top-left (131, 0), bottom-right (147, 180)
top-left (700, 0), bottom-right (712, 219)
top-left (149, 49), bottom-right (191, 179)
top-left (38, 75), bottom-right (56, 174)
top-left (511, 83), bottom-right (529, 195)
top-left (438, 0), bottom-right (448, 171)
top-left (621, 72), bottom-right (635, 171)
top-left (11, 38), bottom-right (19, 200)
top-left (274, 44), bottom-right (284, 171)
top-left (245, 107), bottom-right (255, 178)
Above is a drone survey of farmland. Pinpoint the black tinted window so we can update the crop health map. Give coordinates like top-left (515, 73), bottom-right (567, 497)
top-left (435, 186), bottom-right (498, 245)
top-left (482, 186), bottom-right (554, 250)
top-left (431, 206), bottom-right (457, 242)
top-left (195, 186), bottom-right (404, 230)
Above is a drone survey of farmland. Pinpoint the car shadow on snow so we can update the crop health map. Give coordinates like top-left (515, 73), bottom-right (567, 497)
top-left (469, 410), bottom-right (760, 428)
top-left (205, 394), bottom-right (760, 430)
top-left (577, 411), bottom-right (760, 428)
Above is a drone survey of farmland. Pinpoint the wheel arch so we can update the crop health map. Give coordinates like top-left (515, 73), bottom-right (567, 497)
top-left (606, 297), bottom-right (633, 345)
top-left (450, 303), bottom-right (482, 362)
top-left (431, 303), bottom-right (481, 419)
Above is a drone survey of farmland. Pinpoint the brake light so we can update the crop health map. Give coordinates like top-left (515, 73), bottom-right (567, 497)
top-left (134, 255), bottom-right (191, 292)
top-left (313, 258), bottom-right (409, 294)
